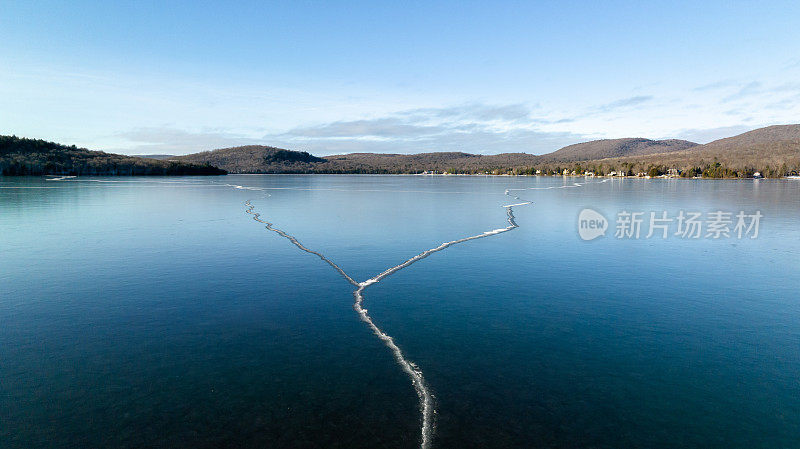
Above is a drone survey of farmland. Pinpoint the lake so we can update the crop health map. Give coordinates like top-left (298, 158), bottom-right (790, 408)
top-left (2, 175), bottom-right (799, 448)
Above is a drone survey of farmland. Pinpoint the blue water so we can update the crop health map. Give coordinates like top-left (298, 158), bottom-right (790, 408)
top-left (1, 175), bottom-right (799, 448)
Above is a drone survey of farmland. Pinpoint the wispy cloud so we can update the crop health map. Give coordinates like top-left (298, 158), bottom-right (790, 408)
top-left (595, 95), bottom-right (653, 112)
top-left (691, 80), bottom-right (738, 92)
top-left (398, 103), bottom-right (533, 122)
top-left (764, 92), bottom-right (800, 110)
top-left (115, 127), bottom-right (251, 155)
top-left (722, 81), bottom-right (763, 102)
top-left (281, 118), bottom-right (445, 139)
top-left (783, 57), bottom-right (800, 70)
top-left (113, 90), bottom-right (790, 157)
top-left (112, 103), bottom-right (586, 156)
top-left (672, 125), bottom-right (753, 144)
top-left (268, 103), bottom-right (585, 155)
top-left (720, 80), bottom-right (800, 104)
top-left (272, 128), bottom-right (582, 155)
top-left (547, 94), bottom-right (656, 124)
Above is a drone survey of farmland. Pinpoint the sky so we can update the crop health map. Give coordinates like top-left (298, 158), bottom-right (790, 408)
top-left (2, 0), bottom-right (800, 156)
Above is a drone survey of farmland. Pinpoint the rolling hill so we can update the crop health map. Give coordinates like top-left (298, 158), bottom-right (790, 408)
top-left (168, 125), bottom-right (798, 177)
top-left (580, 124), bottom-right (800, 177)
top-left (538, 138), bottom-right (698, 162)
top-left (0, 136), bottom-right (226, 176)
top-left (177, 148), bottom-right (543, 174)
top-left (176, 145), bottom-right (325, 173)
top-left (5, 125), bottom-right (798, 178)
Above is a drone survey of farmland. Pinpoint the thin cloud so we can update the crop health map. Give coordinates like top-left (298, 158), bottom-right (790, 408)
top-left (784, 57), bottom-right (800, 70)
top-left (764, 92), bottom-right (800, 110)
top-left (691, 80), bottom-right (737, 92)
top-left (115, 127), bottom-right (251, 155)
top-left (672, 125), bottom-right (753, 144)
top-left (120, 95), bottom-right (780, 157)
top-left (596, 95), bottom-right (654, 112)
top-left (721, 81), bottom-right (800, 104)
top-left (399, 103), bottom-right (532, 122)
top-left (268, 103), bottom-right (585, 155)
top-left (722, 81), bottom-right (763, 102)
top-left (281, 118), bottom-right (446, 139)
top-left (270, 128), bottom-right (584, 156)
top-left (112, 103), bottom-right (586, 156)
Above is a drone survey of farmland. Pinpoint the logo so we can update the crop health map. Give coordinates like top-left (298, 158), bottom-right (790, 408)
top-left (578, 208), bottom-right (608, 240)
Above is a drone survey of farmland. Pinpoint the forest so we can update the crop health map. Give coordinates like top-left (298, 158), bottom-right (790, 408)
top-left (0, 136), bottom-right (226, 176)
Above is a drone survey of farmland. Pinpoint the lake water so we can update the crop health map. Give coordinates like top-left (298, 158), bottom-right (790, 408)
top-left (2, 175), bottom-right (799, 448)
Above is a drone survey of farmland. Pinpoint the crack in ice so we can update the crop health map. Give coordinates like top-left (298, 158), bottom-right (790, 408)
top-left (49, 175), bottom-right (611, 448)
top-left (243, 191), bottom-right (527, 449)
top-left (239, 178), bottom-right (610, 448)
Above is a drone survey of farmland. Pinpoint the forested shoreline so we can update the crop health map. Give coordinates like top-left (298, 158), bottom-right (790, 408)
top-left (4, 124), bottom-right (799, 178)
top-left (0, 136), bottom-right (226, 176)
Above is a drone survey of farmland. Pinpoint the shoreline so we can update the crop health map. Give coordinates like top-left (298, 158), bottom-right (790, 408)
top-left (3, 173), bottom-right (798, 180)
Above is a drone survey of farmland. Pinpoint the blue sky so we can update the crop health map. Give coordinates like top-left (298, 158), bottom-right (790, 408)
top-left (2, 1), bottom-right (799, 155)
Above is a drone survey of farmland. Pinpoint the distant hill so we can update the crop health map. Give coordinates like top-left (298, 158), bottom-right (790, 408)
top-left (690, 124), bottom-right (800, 166)
top-left (316, 152), bottom-right (540, 174)
top-left (137, 154), bottom-right (177, 160)
top-left (583, 124), bottom-right (800, 177)
top-left (700, 124), bottom-right (800, 150)
top-left (0, 136), bottom-right (226, 176)
top-left (539, 138), bottom-right (698, 162)
top-left (177, 147), bottom-right (543, 174)
top-left (165, 125), bottom-right (799, 177)
top-left (8, 124), bottom-right (796, 178)
top-left (176, 145), bottom-right (325, 173)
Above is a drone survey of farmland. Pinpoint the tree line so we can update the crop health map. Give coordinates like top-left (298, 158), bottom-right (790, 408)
top-left (0, 136), bottom-right (226, 176)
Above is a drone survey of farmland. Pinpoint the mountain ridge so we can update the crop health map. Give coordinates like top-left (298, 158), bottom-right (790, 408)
top-left (539, 138), bottom-right (698, 162)
top-left (4, 125), bottom-right (799, 178)
top-left (170, 124), bottom-right (799, 177)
